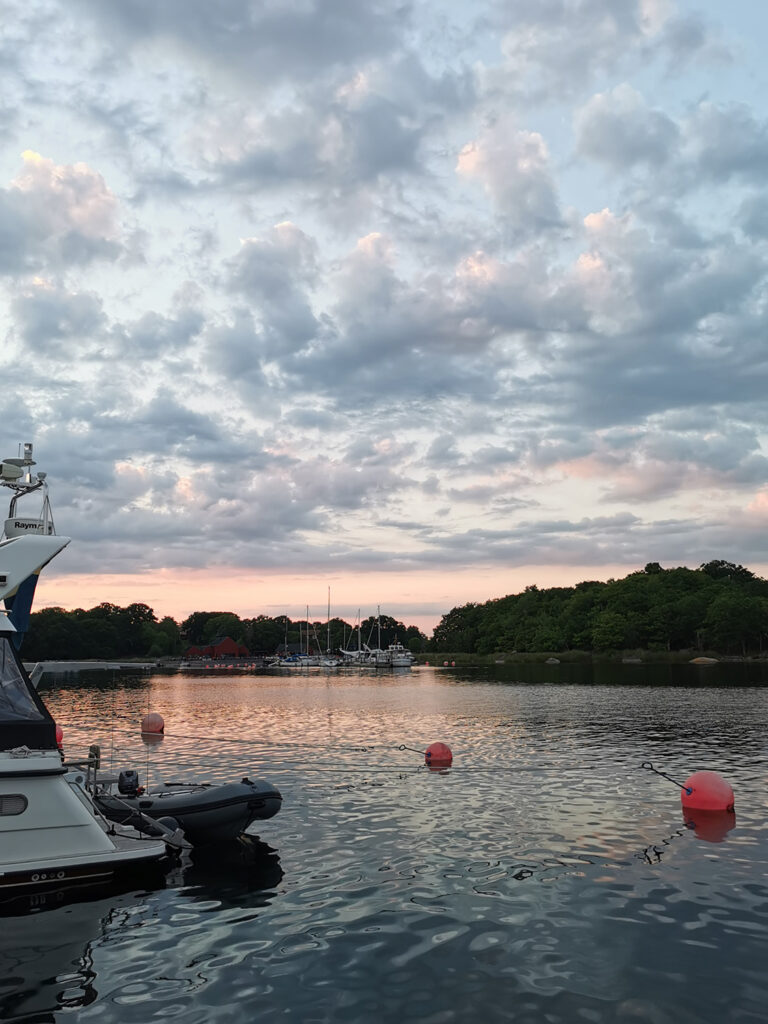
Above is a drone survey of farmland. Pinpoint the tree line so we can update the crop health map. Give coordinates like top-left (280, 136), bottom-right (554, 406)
top-left (432, 561), bottom-right (768, 656)
top-left (21, 604), bottom-right (428, 661)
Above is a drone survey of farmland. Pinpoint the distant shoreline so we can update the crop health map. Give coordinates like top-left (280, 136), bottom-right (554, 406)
top-left (414, 650), bottom-right (760, 666)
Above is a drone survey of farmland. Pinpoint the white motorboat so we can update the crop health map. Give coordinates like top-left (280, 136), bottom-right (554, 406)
top-left (386, 641), bottom-right (415, 667)
top-left (0, 445), bottom-right (175, 895)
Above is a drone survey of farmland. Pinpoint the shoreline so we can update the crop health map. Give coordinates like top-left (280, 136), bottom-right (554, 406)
top-left (413, 650), bottom-right (762, 667)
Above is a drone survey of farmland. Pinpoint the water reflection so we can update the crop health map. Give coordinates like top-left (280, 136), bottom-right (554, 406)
top-left (169, 838), bottom-right (284, 908)
top-left (0, 897), bottom-right (105, 1019)
top-left (636, 808), bottom-right (738, 865)
top-left (140, 731), bottom-right (165, 748)
top-left (683, 807), bottom-right (737, 843)
top-left (0, 840), bottom-right (283, 1019)
top-left (14, 667), bottom-right (768, 1023)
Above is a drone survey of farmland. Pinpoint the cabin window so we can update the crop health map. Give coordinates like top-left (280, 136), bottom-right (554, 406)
top-left (0, 794), bottom-right (27, 815)
top-left (0, 638), bottom-right (43, 720)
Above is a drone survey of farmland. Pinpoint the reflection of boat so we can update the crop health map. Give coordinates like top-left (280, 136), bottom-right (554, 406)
top-left (0, 892), bottom-right (115, 1015)
top-left (93, 775), bottom-right (282, 846)
top-left (0, 445), bottom-right (175, 896)
top-left (0, 838), bottom-right (283, 1017)
top-left (168, 835), bottom-right (283, 902)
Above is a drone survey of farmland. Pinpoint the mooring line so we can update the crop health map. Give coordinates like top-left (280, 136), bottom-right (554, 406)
top-left (640, 761), bottom-right (692, 794)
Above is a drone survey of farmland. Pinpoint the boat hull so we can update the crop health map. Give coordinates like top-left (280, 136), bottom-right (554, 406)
top-left (95, 779), bottom-right (283, 845)
top-left (0, 850), bottom-right (170, 896)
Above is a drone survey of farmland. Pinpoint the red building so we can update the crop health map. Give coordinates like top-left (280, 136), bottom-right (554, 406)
top-left (183, 636), bottom-right (249, 659)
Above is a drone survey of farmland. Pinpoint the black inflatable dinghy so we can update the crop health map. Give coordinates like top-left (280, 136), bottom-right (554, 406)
top-left (94, 772), bottom-right (282, 846)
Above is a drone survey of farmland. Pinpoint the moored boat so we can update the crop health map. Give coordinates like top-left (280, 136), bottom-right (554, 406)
top-left (93, 774), bottom-right (282, 846)
top-left (0, 444), bottom-right (283, 894)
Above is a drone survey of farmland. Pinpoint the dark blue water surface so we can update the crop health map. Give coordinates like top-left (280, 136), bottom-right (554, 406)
top-left (4, 664), bottom-right (767, 1023)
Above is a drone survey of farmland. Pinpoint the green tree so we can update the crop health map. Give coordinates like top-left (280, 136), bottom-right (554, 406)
top-left (591, 610), bottom-right (630, 651)
top-left (181, 611), bottom-right (229, 645)
top-left (700, 560), bottom-right (755, 583)
top-left (704, 592), bottom-right (764, 654)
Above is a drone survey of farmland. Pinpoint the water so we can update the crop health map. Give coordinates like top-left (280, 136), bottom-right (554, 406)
top-left (4, 664), bottom-right (767, 1023)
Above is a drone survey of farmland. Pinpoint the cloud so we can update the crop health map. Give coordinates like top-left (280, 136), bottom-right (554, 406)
top-left (738, 194), bottom-right (768, 240)
top-left (11, 280), bottom-right (106, 352)
top-left (198, 54), bottom-right (470, 205)
top-left (483, 0), bottom-right (727, 104)
top-left (575, 84), bottom-right (679, 169)
top-left (457, 120), bottom-right (561, 231)
top-left (684, 101), bottom-right (768, 184)
top-left (110, 307), bottom-right (205, 357)
top-left (224, 223), bottom-right (319, 356)
top-left (0, 151), bottom-right (122, 274)
top-left (74, 0), bottom-right (410, 86)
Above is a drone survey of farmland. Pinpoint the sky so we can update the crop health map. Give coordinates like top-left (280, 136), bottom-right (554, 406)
top-left (3, 0), bottom-right (768, 633)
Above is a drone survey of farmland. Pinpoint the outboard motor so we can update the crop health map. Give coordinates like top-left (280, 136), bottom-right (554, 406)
top-left (118, 770), bottom-right (140, 796)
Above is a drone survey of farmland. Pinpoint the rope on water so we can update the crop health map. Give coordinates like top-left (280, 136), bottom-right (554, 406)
top-left (56, 722), bottom-right (697, 783)
top-left (58, 722), bottom-right (386, 754)
top-left (640, 761), bottom-right (692, 795)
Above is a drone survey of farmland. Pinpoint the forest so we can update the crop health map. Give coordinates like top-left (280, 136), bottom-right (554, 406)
top-left (18, 560), bottom-right (768, 660)
top-left (432, 561), bottom-right (768, 656)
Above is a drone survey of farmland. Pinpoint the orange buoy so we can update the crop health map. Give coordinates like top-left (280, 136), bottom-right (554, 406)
top-left (425, 742), bottom-right (452, 767)
top-left (681, 770), bottom-right (734, 812)
top-left (141, 712), bottom-right (165, 735)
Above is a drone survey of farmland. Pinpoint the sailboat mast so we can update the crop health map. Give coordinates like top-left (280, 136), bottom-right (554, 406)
top-left (327, 586), bottom-right (331, 653)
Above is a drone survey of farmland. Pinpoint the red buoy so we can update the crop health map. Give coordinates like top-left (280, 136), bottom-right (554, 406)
top-left (425, 742), bottom-right (452, 767)
top-left (681, 770), bottom-right (734, 812)
top-left (141, 712), bottom-right (165, 735)
top-left (55, 724), bottom-right (63, 749)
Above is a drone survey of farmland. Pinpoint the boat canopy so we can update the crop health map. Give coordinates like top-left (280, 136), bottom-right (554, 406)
top-left (0, 635), bottom-right (57, 750)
